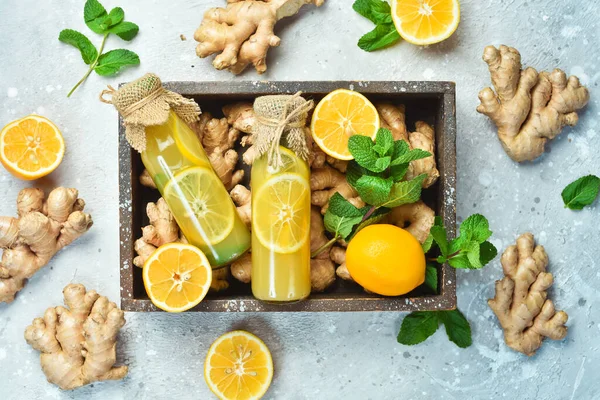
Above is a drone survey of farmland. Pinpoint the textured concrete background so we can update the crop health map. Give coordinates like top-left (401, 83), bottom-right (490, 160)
top-left (0, 0), bottom-right (599, 399)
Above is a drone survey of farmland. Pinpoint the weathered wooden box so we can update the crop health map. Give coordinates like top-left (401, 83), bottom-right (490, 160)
top-left (119, 81), bottom-right (456, 312)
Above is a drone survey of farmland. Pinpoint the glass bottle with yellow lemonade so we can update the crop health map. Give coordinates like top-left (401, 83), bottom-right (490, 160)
top-left (251, 147), bottom-right (311, 302)
top-left (142, 110), bottom-right (250, 267)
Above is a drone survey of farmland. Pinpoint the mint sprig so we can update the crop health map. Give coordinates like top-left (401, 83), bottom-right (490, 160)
top-left (59, 0), bottom-right (140, 97)
top-left (398, 214), bottom-right (498, 349)
top-left (353, 0), bottom-right (400, 52)
top-left (561, 174), bottom-right (600, 210)
top-left (319, 128), bottom-right (429, 252)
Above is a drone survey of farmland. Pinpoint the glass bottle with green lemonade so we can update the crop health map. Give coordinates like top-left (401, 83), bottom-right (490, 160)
top-left (105, 74), bottom-right (250, 267)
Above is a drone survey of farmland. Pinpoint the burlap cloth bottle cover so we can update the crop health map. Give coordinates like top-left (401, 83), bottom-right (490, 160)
top-left (99, 73), bottom-right (201, 152)
top-left (100, 73), bottom-right (314, 166)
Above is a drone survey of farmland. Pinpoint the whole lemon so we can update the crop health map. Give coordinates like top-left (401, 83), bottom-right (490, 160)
top-left (346, 224), bottom-right (426, 296)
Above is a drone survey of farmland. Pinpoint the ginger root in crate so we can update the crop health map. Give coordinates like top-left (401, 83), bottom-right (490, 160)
top-left (488, 233), bottom-right (568, 356)
top-left (133, 198), bottom-right (230, 292)
top-left (477, 45), bottom-right (589, 162)
top-left (376, 103), bottom-right (439, 188)
top-left (24, 284), bottom-right (127, 390)
top-left (311, 166), bottom-right (365, 214)
top-left (194, 0), bottom-right (325, 74)
top-left (0, 188), bottom-right (92, 304)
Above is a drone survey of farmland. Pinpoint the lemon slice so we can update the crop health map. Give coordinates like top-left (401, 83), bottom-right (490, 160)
top-left (391, 0), bottom-right (461, 46)
top-left (163, 166), bottom-right (235, 245)
top-left (0, 114), bottom-right (65, 180)
top-left (252, 146), bottom-right (309, 177)
top-left (205, 330), bottom-right (274, 400)
top-left (143, 243), bottom-right (212, 312)
top-left (311, 89), bottom-right (379, 160)
top-left (252, 173), bottom-right (310, 254)
top-left (170, 112), bottom-right (210, 167)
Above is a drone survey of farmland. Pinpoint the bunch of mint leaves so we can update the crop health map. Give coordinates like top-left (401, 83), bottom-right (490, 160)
top-left (398, 215), bottom-right (498, 348)
top-left (316, 128), bottom-right (429, 255)
top-left (353, 0), bottom-right (400, 52)
top-left (58, 0), bottom-right (140, 97)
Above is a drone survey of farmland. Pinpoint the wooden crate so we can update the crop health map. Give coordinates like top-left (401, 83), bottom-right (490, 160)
top-left (119, 81), bottom-right (457, 312)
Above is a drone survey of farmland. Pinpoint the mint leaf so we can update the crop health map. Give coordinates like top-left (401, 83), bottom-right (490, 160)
top-left (462, 240), bottom-right (483, 269)
top-left (397, 312), bottom-right (439, 345)
top-left (429, 225), bottom-right (448, 258)
top-left (421, 234), bottom-right (434, 253)
top-left (348, 135), bottom-right (384, 172)
top-left (392, 148), bottom-right (431, 165)
top-left (355, 175), bottom-right (393, 206)
top-left (561, 175), bottom-right (600, 210)
top-left (358, 24), bottom-right (400, 52)
top-left (350, 207), bottom-right (389, 239)
top-left (109, 21), bottom-right (140, 41)
top-left (94, 49), bottom-right (139, 76)
top-left (479, 241), bottom-right (498, 266)
top-left (425, 264), bottom-right (437, 292)
top-left (458, 214), bottom-right (493, 243)
top-left (438, 309), bottom-right (472, 348)
top-left (328, 192), bottom-right (364, 218)
top-left (380, 174), bottom-right (426, 208)
top-left (373, 129), bottom-right (394, 156)
top-left (58, 29), bottom-right (98, 65)
top-left (106, 7), bottom-right (125, 27)
top-left (324, 212), bottom-right (362, 240)
top-left (346, 161), bottom-right (370, 188)
top-left (448, 253), bottom-right (472, 269)
top-left (84, 0), bottom-right (108, 33)
top-left (352, 0), bottom-right (393, 25)
top-left (391, 140), bottom-right (410, 160)
top-left (390, 163), bottom-right (409, 182)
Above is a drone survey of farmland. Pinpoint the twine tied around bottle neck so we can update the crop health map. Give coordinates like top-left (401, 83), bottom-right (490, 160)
top-left (252, 92), bottom-right (314, 170)
top-left (99, 73), bottom-right (201, 153)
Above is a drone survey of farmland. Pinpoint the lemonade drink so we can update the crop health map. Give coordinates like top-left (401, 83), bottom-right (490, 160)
top-left (251, 148), bottom-right (311, 302)
top-left (141, 110), bottom-right (250, 267)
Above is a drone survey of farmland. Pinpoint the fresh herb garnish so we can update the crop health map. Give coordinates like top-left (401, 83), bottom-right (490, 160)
top-left (59, 0), bottom-right (140, 97)
top-left (313, 128), bottom-right (429, 258)
top-left (561, 174), bottom-right (600, 210)
top-left (353, 0), bottom-right (400, 52)
top-left (398, 214), bottom-right (498, 348)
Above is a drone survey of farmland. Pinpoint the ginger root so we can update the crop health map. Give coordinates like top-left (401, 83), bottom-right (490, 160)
top-left (24, 284), bottom-right (127, 390)
top-left (376, 103), bottom-right (439, 188)
top-left (133, 198), bottom-right (230, 292)
top-left (477, 45), bottom-right (589, 162)
top-left (230, 184), bottom-right (252, 228)
top-left (488, 233), bottom-right (568, 356)
top-left (0, 188), bottom-right (93, 304)
top-left (311, 166), bottom-right (365, 214)
top-left (194, 0), bottom-right (325, 74)
top-left (223, 102), bottom-right (255, 134)
top-left (383, 200), bottom-right (435, 244)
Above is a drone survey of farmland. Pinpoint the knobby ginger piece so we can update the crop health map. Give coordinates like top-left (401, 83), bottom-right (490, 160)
top-left (194, 0), bottom-right (325, 74)
top-left (488, 233), bottom-right (568, 356)
top-left (477, 45), bottom-right (589, 162)
top-left (0, 188), bottom-right (92, 303)
top-left (24, 284), bottom-right (127, 390)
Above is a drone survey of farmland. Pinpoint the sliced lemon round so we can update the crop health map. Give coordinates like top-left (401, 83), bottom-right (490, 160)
top-left (391, 0), bottom-right (461, 46)
top-left (252, 173), bottom-right (310, 254)
top-left (143, 243), bottom-right (212, 312)
top-left (170, 112), bottom-right (210, 167)
top-left (204, 330), bottom-right (274, 400)
top-left (252, 146), bottom-right (309, 177)
top-left (163, 166), bottom-right (235, 245)
top-left (311, 89), bottom-right (379, 160)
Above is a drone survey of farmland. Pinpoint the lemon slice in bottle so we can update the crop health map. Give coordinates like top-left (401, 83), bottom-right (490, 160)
top-left (163, 166), bottom-right (235, 246)
top-left (252, 172), bottom-right (310, 254)
top-left (169, 111), bottom-right (210, 167)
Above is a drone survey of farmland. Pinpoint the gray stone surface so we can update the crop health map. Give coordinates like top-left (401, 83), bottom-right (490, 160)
top-left (0, 0), bottom-right (598, 399)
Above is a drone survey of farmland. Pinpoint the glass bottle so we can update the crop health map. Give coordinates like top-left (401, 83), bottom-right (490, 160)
top-left (141, 110), bottom-right (250, 267)
top-left (250, 147), bottom-right (311, 302)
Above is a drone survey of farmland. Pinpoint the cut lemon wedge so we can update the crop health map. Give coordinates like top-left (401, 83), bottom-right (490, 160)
top-left (170, 112), bottom-right (210, 167)
top-left (252, 173), bottom-right (310, 254)
top-left (143, 243), bottom-right (212, 312)
top-left (391, 0), bottom-right (460, 45)
top-left (0, 115), bottom-right (65, 180)
top-left (163, 166), bottom-right (235, 246)
top-left (311, 89), bottom-right (379, 160)
top-left (204, 330), bottom-right (274, 400)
